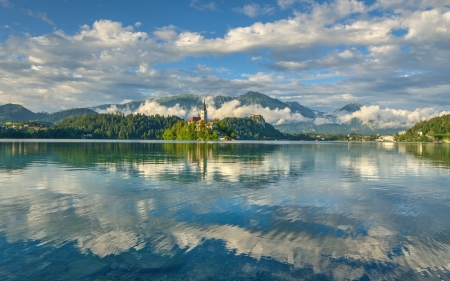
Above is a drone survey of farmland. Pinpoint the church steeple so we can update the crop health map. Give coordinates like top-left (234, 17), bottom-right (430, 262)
top-left (201, 100), bottom-right (207, 122)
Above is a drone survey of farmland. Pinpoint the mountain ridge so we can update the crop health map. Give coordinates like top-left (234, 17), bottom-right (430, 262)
top-left (0, 92), bottom-right (407, 134)
top-left (0, 104), bottom-right (98, 123)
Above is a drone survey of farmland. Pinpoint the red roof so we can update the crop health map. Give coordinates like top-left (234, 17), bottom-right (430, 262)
top-left (189, 117), bottom-right (201, 122)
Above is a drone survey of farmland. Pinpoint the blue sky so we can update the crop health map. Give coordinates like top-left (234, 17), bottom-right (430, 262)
top-left (0, 0), bottom-right (450, 116)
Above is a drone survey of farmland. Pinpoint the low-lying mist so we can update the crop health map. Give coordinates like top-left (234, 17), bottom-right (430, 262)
top-left (96, 97), bottom-right (450, 129)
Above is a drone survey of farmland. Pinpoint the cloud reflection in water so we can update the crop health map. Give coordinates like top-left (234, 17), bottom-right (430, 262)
top-left (1, 141), bottom-right (450, 280)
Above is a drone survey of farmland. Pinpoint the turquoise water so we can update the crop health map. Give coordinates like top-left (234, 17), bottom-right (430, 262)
top-left (1, 140), bottom-right (450, 280)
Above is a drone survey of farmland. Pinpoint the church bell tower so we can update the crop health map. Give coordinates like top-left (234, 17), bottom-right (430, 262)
top-left (201, 100), bottom-right (207, 122)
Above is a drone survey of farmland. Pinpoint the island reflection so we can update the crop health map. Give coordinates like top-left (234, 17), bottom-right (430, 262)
top-left (1, 141), bottom-right (450, 280)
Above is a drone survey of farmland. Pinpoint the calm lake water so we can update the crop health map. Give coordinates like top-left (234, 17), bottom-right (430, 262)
top-left (1, 140), bottom-right (450, 281)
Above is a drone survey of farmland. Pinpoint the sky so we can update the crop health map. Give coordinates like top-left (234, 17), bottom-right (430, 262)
top-left (0, 0), bottom-right (450, 114)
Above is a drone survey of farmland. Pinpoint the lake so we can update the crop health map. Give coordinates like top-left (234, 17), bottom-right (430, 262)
top-left (1, 140), bottom-right (450, 280)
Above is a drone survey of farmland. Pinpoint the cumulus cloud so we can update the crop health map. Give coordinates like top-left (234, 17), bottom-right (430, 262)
top-left (95, 95), bottom-right (450, 130)
top-left (336, 105), bottom-right (450, 129)
top-left (0, 0), bottom-right (450, 113)
top-left (205, 98), bottom-right (311, 124)
top-left (134, 101), bottom-right (195, 118)
top-left (97, 97), bottom-right (312, 125)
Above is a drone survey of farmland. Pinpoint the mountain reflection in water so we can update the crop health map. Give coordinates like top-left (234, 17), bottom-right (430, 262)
top-left (0, 141), bottom-right (450, 280)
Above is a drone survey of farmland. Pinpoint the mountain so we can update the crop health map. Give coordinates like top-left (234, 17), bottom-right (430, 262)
top-left (0, 104), bottom-right (97, 124)
top-left (337, 103), bottom-right (362, 113)
top-left (275, 118), bottom-right (401, 135)
top-left (43, 108), bottom-right (98, 123)
top-left (90, 93), bottom-right (409, 134)
top-left (2, 95), bottom-right (407, 135)
top-left (236, 91), bottom-right (287, 109)
top-left (284, 101), bottom-right (316, 119)
top-left (92, 91), bottom-right (319, 117)
top-left (0, 104), bottom-right (47, 122)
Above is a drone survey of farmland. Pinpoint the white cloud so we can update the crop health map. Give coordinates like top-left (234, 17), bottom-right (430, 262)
top-left (154, 25), bottom-right (177, 41)
top-left (189, 0), bottom-right (218, 11)
top-left (0, 0), bottom-right (12, 8)
top-left (277, 0), bottom-right (305, 10)
top-left (336, 105), bottom-right (450, 129)
top-left (234, 3), bottom-right (275, 18)
top-left (0, 1), bottom-right (450, 113)
top-left (205, 98), bottom-right (311, 124)
top-left (98, 96), bottom-right (312, 125)
top-left (242, 72), bottom-right (284, 83)
top-left (26, 10), bottom-right (55, 25)
top-left (134, 22), bottom-right (142, 27)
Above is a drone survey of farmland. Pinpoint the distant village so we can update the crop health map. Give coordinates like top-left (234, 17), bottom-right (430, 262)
top-left (1, 122), bottom-right (47, 132)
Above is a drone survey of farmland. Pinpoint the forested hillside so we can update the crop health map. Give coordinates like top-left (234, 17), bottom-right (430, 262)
top-left (43, 108), bottom-right (98, 123)
top-left (0, 104), bottom-right (47, 122)
top-left (397, 114), bottom-right (450, 141)
top-left (218, 117), bottom-right (285, 140)
top-left (55, 114), bottom-right (181, 139)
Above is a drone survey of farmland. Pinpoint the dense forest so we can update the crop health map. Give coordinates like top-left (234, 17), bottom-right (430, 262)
top-left (215, 117), bottom-right (285, 140)
top-left (0, 114), bottom-right (182, 139)
top-left (397, 114), bottom-right (450, 142)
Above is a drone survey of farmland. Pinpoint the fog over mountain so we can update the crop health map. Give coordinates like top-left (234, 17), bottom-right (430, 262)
top-left (92, 92), bottom-right (450, 134)
top-left (2, 91), bottom-right (448, 134)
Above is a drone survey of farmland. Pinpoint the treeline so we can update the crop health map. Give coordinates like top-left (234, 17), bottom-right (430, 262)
top-left (216, 117), bottom-right (285, 140)
top-left (0, 114), bottom-right (182, 139)
top-left (2, 113), bottom-right (381, 141)
top-left (397, 114), bottom-right (450, 142)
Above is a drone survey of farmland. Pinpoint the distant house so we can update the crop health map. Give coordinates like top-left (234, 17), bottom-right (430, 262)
top-left (379, 135), bottom-right (395, 142)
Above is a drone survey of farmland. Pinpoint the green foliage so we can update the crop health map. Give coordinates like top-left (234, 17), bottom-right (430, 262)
top-left (217, 117), bottom-right (285, 140)
top-left (0, 104), bottom-right (48, 122)
top-left (1, 113), bottom-right (181, 139)
top-left (397, 114), bottom-right (450, 142)
top-left (54, 113), bottom-right (181, 139)
top-left (162, 120), bottom-right (218, 140)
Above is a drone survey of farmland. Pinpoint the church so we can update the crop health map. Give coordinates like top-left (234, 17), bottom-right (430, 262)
top-left (188, 101), bottom-right (217, 131)
top-left (188, 100), bottom-right (208, 123)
